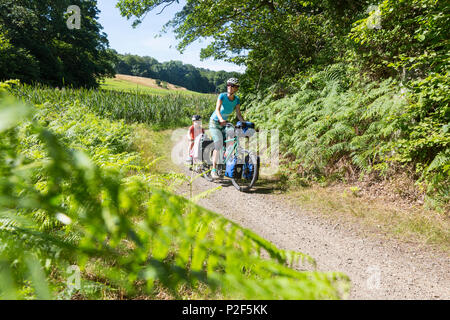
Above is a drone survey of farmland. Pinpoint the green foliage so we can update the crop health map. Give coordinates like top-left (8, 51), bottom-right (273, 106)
top-left (0, 32), bottom-right (39, 83)
top-left (0, 82), bottom-right (349, 299)
top-left (115, 0), bottom-right (448, 100)
top-left (348, 0), bottom-right (450, 208)
top-left (247, 66), bottom-right (404, 173)
top-left (246, 63), bottom-right (449, 209)
top-left (388, 72), bottom-right (450, 207)
top-left (350, 0), bottom-right (449, 80)
top-left (346, 0), bottom-right (450, 208)
top-left (8, 83), bottom-right (216, 129)
top-left (0, 0), bottom-right (116, 88)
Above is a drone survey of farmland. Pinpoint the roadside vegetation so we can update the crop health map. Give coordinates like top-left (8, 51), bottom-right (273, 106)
top-left (287, 184), bottom-right (450, 251)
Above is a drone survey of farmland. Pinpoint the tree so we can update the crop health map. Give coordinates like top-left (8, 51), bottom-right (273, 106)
top-left (0, 0), bottom-right (116, 88)
top-left (115, 0), bottom-right (371, 93)
top-left (0, 32), bottom-right (39, 83)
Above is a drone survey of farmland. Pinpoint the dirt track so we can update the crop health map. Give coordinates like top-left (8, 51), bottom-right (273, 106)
top-left (174, 152), bottom-right (449, 299)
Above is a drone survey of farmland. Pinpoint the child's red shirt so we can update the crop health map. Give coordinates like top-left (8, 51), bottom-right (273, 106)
top-left (189, 125), bottom-right (205, 140)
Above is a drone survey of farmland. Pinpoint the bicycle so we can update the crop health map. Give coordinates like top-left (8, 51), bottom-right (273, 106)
top-left (193, 122), bottom-right (259, 192)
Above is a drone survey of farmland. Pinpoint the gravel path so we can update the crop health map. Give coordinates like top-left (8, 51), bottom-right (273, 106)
top-left (169, 130), bottom-right (449, 300)
top-left (175, 164), bottom-right (449, 300)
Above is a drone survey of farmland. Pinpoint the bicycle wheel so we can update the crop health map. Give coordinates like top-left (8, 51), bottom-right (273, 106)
top-left (231, 150), bottom-right (259, 192)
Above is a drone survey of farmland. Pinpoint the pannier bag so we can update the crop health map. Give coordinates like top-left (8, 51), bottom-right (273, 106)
top-left (225, 156), bottom-right (243, 178)
top-left (236, 121), bottom-right (256, 138)
top-left (236, 121), bottom-right (255, 129)
top-left (243, 154), bottom-right (260, 181)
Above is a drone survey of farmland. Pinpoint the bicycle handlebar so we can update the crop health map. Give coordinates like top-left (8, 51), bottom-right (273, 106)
top-left (226, 122), bottom-right (249, 129)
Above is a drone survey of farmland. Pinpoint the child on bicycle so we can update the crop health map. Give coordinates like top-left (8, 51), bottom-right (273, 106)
top-left (186, 115), bottom-right (205, 165)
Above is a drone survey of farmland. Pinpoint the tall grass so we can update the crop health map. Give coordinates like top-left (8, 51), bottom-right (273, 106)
top-left (100, 77), bottom-right (205, 96)
top-left (8, 83), bottom-right (216, 129)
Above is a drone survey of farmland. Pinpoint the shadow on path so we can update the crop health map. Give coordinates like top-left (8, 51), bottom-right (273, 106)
top-left (210, 177), bottom-right (284, 195)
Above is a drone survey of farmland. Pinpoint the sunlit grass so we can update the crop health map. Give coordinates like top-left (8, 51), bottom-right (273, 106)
top-left (289, 185), bottom-right (450, 251)
top-left (100, 77), bottom-right (209, 96)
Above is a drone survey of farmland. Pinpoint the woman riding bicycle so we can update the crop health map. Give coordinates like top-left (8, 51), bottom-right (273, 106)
top-left (209, 78), bottom-right (245, 179)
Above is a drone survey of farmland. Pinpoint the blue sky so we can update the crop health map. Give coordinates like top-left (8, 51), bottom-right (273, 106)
top-left (96, 0), bottom-right (244, 73)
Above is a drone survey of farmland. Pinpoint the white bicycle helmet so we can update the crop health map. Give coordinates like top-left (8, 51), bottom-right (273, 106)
top-left (226, 78), bottom-right (239, 86)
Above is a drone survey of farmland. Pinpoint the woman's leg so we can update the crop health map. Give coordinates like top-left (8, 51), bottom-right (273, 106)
top-left (212, 149), bottom-right (218, 169)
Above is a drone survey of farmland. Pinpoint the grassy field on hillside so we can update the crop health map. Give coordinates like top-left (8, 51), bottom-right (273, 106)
top-left (101, 75), bottom-right (210, 96)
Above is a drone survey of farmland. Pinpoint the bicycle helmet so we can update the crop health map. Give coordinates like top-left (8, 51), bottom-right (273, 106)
top-left (192, 115), bottom-right (201, 121)
top-left (226, 78), bottom-right (239, 86)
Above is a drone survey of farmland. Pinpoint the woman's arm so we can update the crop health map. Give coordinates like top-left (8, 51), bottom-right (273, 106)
top-left (215, 96), bottom-right (226, 125)
top-left (235, 104), bottom-right (245, 122)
